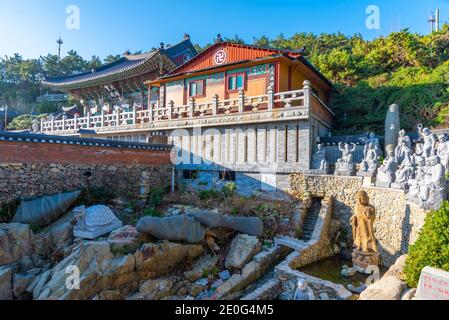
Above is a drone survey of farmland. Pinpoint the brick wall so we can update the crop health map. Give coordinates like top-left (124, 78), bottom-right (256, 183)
top-left (0, 137), bottom-right (173, 204)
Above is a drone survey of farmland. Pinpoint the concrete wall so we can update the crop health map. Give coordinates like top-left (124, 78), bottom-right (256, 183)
top-left (289, 173), bottom-right (426, 267)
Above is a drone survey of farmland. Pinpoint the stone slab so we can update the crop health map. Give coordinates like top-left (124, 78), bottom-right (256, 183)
top-left (74, 220), bottom-right (123, 240)
top-left (416, 266), bottom-right (449, 300)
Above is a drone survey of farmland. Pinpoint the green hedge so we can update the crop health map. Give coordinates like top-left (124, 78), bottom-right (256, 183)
top-left (404, 201), bottom-right (449, 287)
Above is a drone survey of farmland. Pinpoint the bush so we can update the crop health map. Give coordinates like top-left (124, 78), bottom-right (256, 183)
top-left (404, 201), bottom-right (449, 287)
top-left (0, 198), bottom-right (19, 223)
top-left (222, 181), bottom-right (236, 197)
top-left (147, 187), bottom-right (165, 208)
top-left (198, 189), bottom-right (221, 200)
top-left (143, 207), bottom-right (162, 217)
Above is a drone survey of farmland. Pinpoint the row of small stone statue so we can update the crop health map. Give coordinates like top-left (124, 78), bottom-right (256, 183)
top-left (312, 124), bottom-right (448, 210)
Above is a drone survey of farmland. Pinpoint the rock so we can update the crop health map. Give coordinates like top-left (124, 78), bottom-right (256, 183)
top-left (188, 211), bottom-right (264, 237)
top-left (176, 286), bottom-right (188, 296)
top-left (195, 278), bottom-right (209, 286)
top-left (0, 223), bottom-right (34, 265)
top-left (136, 215), bottom-right (206, 244)
top-left (139, 278), bottom-right (174, 300)
top-left (73, 205), bottom-right (123, 240)
top-left (99, 290), bottom-right (124, 300)
top-left (13, 273), bottom-right (35, 298)
top-left (184, 255), bottom-right (219, 282)
top-left (108, 225), bottom-right (143, 254)
top-left (401, 288), bottom-right (416, 300)
top-left (347, 283), bottom-right (366, 294)
top-left (341, 266), bottom-right (356, 277)
top-left (359, 276), bottom-right (406, 300)
top-left (211, 279), bottom-right (224, 289)
top-left (13, 190), bottom-right (81, 227)
top-left (188, 284), bottom-right (205, 297)
top-left (384, 254), bottom-right (407, 278)
top-left (27, 269), bottom-right (51, 297)
top-left (319, 292), bottom-right (330, 300)
top-left (135, 242), bottom-right (205, 279)
top-left (225, 234), bottom-right (262, 270)
top-left (0, 266), bottom-right (13, 300)
top-left (219, 270), bottom-right (231, 281)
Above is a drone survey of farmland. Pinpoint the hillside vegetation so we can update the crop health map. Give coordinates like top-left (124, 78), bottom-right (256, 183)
top-left (2, 28), bottom-right (449, 133)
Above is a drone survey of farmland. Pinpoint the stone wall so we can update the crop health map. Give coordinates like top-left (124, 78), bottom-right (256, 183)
top-left (289, 174), bottom-right (426, 267)
top-left (0, 136), bottom-right (172, 205)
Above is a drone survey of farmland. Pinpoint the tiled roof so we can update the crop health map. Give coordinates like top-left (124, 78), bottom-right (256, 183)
top-left (43, 38), bottom-right (197, 90)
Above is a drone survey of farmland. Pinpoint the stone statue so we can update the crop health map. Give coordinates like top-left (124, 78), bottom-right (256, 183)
top-left (73, 205), bottom-right (123, 240)
top-left (31, 119), bottom-right (40, 133)
top-left (335, 142), bottom-right (356, 176)
top-left (384, 104), bottom-right (400, 152)
top-left (375, 145), bottom-right (398, 188)
top-left (437, 134), bottom-right (449, 174)
top-left (293, 279), bottom-right (315, 300)
top-left (407, 156), bottom-right (446, 210)
top-left (357, 142), bottom-right (381, 177)
top-left (350, 190), bottom-right (380, 271)
top-left (417, 124), bottom-right (437, 158)
top-left (312, 144), bottom-right (330, 173)
top-left (393, 148), bottom-right (415, 189)
top-left (394, 129), bottom-right (412, 164)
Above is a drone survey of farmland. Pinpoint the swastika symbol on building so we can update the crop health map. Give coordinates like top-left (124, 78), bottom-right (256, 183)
top-left (214, 50), bottom-right (227, 65)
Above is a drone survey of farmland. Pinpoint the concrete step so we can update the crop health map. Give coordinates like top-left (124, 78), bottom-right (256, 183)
top-left (274, 236), bottom-right (309, 251)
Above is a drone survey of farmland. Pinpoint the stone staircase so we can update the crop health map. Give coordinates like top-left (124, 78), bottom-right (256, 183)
top-left (300, 200), bottom-right (321, 241)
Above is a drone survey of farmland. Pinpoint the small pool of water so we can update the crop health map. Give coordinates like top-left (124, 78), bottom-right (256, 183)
top-left (299, 256), bottom-right (386, 288)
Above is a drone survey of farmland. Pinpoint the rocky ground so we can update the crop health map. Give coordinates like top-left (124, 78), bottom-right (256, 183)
top-left (0, 188), bottom-right (302, 300)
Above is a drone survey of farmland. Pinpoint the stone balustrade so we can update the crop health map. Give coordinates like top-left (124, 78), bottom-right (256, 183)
top-left (40, 84), bottom-right (331, 135)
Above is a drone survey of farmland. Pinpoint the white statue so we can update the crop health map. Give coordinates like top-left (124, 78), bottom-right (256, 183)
top-left (394, 148), bottom-right (415, 188)
top-left (376, 146), bottom-right (398, 188)
top-left (293, 279), bottom-right (315, 300)
top-left (312, 144), bottom-right (329, 173)
top-left (335, 142), bottom-right (356, 176)
top-left (437, 134), bottom-right (449, 174)
top-left (407, 156), bottom-right (446, 210)
top-left (73, 205), bottom-right (123, 240)
top-left (395, 129), bottom-right (412, 164)
top-left (417, 124), bottom-right (437, 158)
top-left (358, 142), bottom-right (381, 176)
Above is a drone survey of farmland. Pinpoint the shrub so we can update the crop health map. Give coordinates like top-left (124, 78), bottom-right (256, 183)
top-left (147, 187), bottom-right (165, 208)
top-left (222, 181), bottom-right (236, 197)
top-left (143, 207), bottom-right (162, 217)
top-left (198, 189), bottom-right (221, 200)
top-left (0, 199), bottom-right (19, 223)
top-left (404, 201), bottom-right (449, 287)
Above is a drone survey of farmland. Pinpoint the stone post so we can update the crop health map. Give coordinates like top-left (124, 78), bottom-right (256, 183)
top-left (384, 103), bottom-right (400, 152)
top-left (168, 100), bottom-right (174, 120)
top-left (189, 97), bottom-right (195, 118)
top-left (62, 114), bottom-right (67, 131)
top-left (303, 80), bottom-right (311, 111)
top-left (115, 108), bottom-right (121, 126)
top-left (74, 114), bottom-right (79, 130)
top-left (132, 107), bottom-right (137, 125)
top-left (212, 94), bottom-right (218, 116)
top-left (267, 85), bottom-right (274, 110)
top-left (40, 118), bottom-right (44, 133)
top-left (50, 115), bottom-right (55, 132)
top-left (238, 90), bottom-right (245, 113)
top-left (149, 104), bottom-right (154, 123)
top-left (101, 110), bottom-right (105, 127)
top-left (86, 112), bottom-right (91, 129)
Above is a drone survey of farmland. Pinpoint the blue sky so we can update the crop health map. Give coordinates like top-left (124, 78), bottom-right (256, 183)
top-left (0, 0), bottom-right (448, 60)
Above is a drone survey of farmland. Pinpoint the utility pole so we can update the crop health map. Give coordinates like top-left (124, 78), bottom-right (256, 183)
top-left (57, 36), bottom-right (63, 59)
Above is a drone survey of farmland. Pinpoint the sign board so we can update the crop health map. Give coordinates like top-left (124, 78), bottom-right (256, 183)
top-left (416, 266), bottom-right (449, 300)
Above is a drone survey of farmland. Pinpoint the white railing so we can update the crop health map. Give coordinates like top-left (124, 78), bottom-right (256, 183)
top-left (41, 80), bottom-right (324, 134)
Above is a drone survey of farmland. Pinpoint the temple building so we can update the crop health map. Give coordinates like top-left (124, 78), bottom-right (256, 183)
top-left (41, 36), bottom-right (335, 196)
top-left (42, 35), bottom-right (197, 142)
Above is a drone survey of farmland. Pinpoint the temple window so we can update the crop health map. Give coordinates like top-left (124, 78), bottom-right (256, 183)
top-left (227, 73), bottom-right (245, 92)
top-left (188, 80), bottom-right (205, 97)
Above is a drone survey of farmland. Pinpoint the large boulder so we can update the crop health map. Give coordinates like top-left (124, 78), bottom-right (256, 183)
top-left (188, 211), bottom-right (264, 237)
top-left (136, 215), bottom-right (206, 244)
top-left (139, 277), bottom-right (175, 300)
top-left (225, 234), bottom-right (262, 270)
top-left (13, 190), bottom-right (81, 227)
top-left (0, 223), bottom-right (33, 265)
top-left (359, 275), bottom-right (406, 300)
top-left (0, 266), bottom-right (13, 300)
